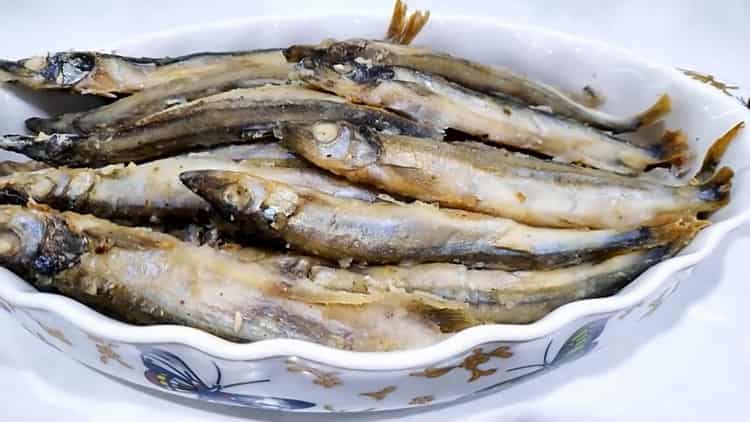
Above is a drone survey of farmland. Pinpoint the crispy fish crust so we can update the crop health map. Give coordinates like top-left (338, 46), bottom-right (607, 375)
top-left (281, 121), bottom-right (731, 229)
top-left (181, 169), bottom-right (696, 269)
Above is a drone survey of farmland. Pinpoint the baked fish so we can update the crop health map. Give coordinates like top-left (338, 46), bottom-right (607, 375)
top-left (281, 121), bottom-right (731, 229)
top-left (182, 169), bottom-right (694, 269)
top-left (0, 205), bottom-right (447, 351)
top-left (0, 85), bottom-right (438, 167)
top-left (290, 56), bottom-right (684, 174)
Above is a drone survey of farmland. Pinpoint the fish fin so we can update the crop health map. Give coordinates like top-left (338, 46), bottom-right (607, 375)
top-left (650, 216), bottom-right (710, 245)
top-left (410, 302), bottom-right (477, 333)
top-left (637, 94), bottom-right (672, 127)
top-left (695, 166), bottom-right (734, 204)
top-left (692, 121), bottom-right (744, 184)
top-left (386, 0), bottom-right (408, 42)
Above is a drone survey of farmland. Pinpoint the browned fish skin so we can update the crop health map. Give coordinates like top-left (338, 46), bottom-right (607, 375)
top-left (181, 169), bottom-right (694, 269)
top-left (284, 40), bottom-right (671, 133)
top-left (0, 86), bottom-right (438, 167)
top-left (281, 122), bottom-right (731, 229)
top-left (0, 205), bottom-right (445, 351)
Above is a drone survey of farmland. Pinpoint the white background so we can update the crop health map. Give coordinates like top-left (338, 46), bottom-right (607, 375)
top-left (1, 1), bottom-right (749, 421)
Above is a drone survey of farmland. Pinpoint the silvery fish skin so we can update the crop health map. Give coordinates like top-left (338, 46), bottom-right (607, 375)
top-left (0, 49), bottom-right (287, 96)
top-left (182, 169), bottom-right (695, 269)
top-left (0, 85), bottom-right (438, 167)
top-left (282, 122), bottom-right (732, 229)
top-left (0, 205), bottom-right (445, 351)
top-left (25, 54), bottom-right (292, 135)
top-left (285, 40), bottom-right (671, 132)
top-left (291, 58), bottom-right (686, 175)
top-left (0, 154), bottom-right (376, 224)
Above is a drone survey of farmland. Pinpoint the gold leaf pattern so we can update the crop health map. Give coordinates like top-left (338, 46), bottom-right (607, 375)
top-left (359, 385), bottom-right (397, 401)
top-left (86, 334), bottom-right (133, 369)
top-left (409, 395), bottom-right (435, 405)
top-left (640, 282), bottom-right (680, 320)
top-left (410, 345), bottom-right (513, 382)
top-left (285, 359), bottom-right (342, 388)
top-left (37, 321), bottom-right (72, 346)
top-left (679, 68), bottom-right (739, 96)
top-left (32, 331), bottom-right (63, 352)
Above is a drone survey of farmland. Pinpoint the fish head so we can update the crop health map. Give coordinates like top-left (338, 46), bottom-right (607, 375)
top-left (290, 41), bottom-right (395, 95)
top-left (181, 170), bottom-right (302, 230)
top-left (0, 206), bottom-right (85, 279)
top-left (280, 121), bottom-right (381, 173)
top-left (0, 52), bottom-right (95, 88)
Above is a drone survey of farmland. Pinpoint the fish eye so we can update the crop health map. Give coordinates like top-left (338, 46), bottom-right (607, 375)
top-left (222, 184), bottom-right (252, 209)
top-left (311, 122), bottom-right (341, 144)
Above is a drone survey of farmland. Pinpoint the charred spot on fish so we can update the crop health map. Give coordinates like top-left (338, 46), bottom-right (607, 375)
top-left (0, 186), bottom-right (30, 205)
top-left (31, 216), bottom-right (86, 276)
top-left (347, 62), bottom-right (395, 84)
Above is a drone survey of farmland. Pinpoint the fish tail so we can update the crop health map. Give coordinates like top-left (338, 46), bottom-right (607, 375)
top-left (650, 216), bottom-right (710, 245)
top-left (692, 121), bottom-right (744, 183)
top-left (652, 128), bottom-right (691, 168)
top-left (695, 166), bottom-right (733, 204)
top-left (637, 94), bottom-right (672, 127)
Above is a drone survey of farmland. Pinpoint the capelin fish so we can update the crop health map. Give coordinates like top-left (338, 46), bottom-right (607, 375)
top-left (182, 169), bottom-right (696, 270)
top-left (332, 236), bottom-right (692, 324)
top-left (0, 85), bottom-right (438, 167)
top-left (25, 60), bottom-right (293, 135)
top-left (284, 40), bottom-right (671, 133)
top-left (290, 57), bottom-right (685, 174)
top-left (282, 122), bottom-right (732, 229)
top-left (0, 49), bottom-right (288, 97)
top-left (0, 205), bottom-right (446, 351)
top-left (0, 154), bottom-right (376, 224)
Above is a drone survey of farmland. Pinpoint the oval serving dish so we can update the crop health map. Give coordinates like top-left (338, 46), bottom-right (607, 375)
top-left (0, 13), bottom-right (748, 413)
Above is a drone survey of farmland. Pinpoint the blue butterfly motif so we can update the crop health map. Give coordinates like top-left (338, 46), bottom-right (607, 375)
top-left (141, 349), bottom-right (315, 410)
top-left (474, 317), bottom-right (609, 395)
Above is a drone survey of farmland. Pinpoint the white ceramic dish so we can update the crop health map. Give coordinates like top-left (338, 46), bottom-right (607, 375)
top-left (0, 13), bottom-right (748, 413)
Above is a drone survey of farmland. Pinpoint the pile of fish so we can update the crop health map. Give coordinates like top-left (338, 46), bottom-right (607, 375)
top-left (0, 1), bottom-right (740, 351)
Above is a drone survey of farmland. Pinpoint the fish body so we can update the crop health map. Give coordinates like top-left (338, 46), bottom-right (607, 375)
top-left (291, 57), bottom-right (684, 174)
top-left (284, 40), bottom-right (671, 132)
top-left (182, 169), bottom-right (696, 269)
top-left (0, 205), bottom-right (445, 351)
top-left (25, 53), bottom-right (292, 135)
top-left (0, 86), bottom-right (438, 167)
top-left (282, 122), bottom-right (731, 229)
top-left (0, 49), bottom-right (288, 96)
top-left (0, 152), bottom-right (376, 224)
